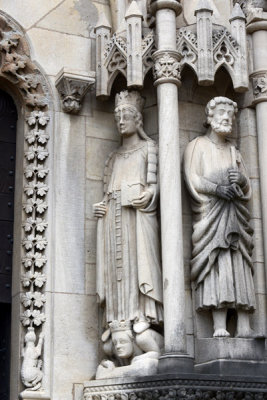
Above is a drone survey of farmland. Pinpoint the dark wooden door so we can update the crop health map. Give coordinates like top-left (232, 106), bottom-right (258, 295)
top-left (0, 90), bottom-right (17, 400)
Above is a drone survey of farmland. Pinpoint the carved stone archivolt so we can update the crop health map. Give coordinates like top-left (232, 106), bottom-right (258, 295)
top-left (0, 12), bottom-right (51, 394)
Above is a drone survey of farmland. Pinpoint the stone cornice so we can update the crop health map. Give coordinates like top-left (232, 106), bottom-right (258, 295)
top-left (247, 9), bottom-right (267, 32)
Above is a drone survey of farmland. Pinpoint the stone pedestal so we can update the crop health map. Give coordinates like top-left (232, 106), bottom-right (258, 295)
top-left (195, 338), bottom-right (267, 376)
top-left (75, 373), bottom-right (267, 400)
top-left (19, 391), bottom-right (50, 400)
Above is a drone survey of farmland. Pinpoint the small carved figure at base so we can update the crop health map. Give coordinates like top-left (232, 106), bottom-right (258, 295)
top-left (96, 320), bottom-right (163, 380)
top-left (21, 327), bottom-right (44, 391)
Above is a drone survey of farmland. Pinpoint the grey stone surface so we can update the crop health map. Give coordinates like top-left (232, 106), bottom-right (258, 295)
top-left (80, 373), bottom-right (267, 400)
top-left (195, 338), bottom-right (265, 364)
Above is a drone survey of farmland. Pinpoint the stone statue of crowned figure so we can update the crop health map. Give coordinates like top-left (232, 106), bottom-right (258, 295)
top-left (184, 96), bottom-right (258, 339)
top-left (93, 90), bottom-right (163, 379)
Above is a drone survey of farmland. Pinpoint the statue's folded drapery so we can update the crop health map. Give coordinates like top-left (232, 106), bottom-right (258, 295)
top-left (96, 140), bottom-right (163, 325)
top-left (184, 135), bottom-right (256, 311)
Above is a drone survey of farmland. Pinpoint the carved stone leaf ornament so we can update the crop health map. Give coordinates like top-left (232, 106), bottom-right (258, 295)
top-left (55, 68), bottom-right (95, 113)
top-left (0, 13), bottom-right (51, 393)
top-left (154, 53), bottom-right (181, 79)
top-left (251, 71), bottom-right (267, 105)
top-left (84, 388), bottom-right (267, 400)
top-left (153, 51), bottom-right (182, 86)
top-left (254, 76), bottom-right (267, 95)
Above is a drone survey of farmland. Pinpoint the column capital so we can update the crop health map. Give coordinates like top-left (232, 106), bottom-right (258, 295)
top-left (149, 0), bottom-right (182, 16)
top-left (247, 8), bottom-right (267, 33)
top-left (152, 50), bottom-right (182, 87)
top-left (251, 70), bottom-right (267, 105)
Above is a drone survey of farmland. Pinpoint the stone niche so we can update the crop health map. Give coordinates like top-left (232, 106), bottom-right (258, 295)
top-left (75, 0), bottom-right (267, 399)
top-left (74, 71), bottom-right (267, 400)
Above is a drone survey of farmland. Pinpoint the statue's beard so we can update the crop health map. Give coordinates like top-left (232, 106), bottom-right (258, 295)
top-left (211, 120), bottom-right (232, 135)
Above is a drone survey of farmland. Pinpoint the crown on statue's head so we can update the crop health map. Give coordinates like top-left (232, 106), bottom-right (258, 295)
top-left (109, 320), bottom-right (132, 333)
top-left (115, 90), bottom-right (145, 113)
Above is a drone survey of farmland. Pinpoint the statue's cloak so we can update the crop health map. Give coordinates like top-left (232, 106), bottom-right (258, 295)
top-left (96, 140), bottom-right (163, 324)
top-left (184, 135), bottom-right (256, 310)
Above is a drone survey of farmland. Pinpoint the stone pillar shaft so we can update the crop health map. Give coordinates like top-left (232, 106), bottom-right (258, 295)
top-left (157, 9), bottom-right (177, 50)
top-left (152, 0), bottom-right (193, 371)
top-left (252, 30), bottom-right (267, 71)
top-left (249, 20), bottom-right (267, 302)
top-left (158, 82), bottom-right (185, 354)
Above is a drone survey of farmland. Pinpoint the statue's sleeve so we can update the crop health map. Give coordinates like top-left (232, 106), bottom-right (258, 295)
top-left (96, 150), bottom-right (116, 305)
top-left (142, 141), bottom-right (158, 213)
top-left (103, 150), bottom-right (116, 195)
top-left (238, 150), bottom-right (252, 200)
top-left (184, 138), bottom-right (217, 203)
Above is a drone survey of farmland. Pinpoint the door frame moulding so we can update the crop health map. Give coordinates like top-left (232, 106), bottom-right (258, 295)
top-left (0, 11), bottom-right (53, 400)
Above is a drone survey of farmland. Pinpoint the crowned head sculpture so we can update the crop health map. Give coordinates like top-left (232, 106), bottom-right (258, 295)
top-left (115, 90), bottom-right (145, 114)
top-left (109, 320), bottom-right (135, 359)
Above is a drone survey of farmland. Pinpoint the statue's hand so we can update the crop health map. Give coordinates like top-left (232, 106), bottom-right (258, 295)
top-left (216, 185), bottom-right (236, 200)
top-left (93, 202), bottom-right (107, 218)
top-left (101, 360), bottom-right (115, 370)
top-left (132, 191), bottom-right (153, 209)
top-left (228, 169), bottom-right (246, 187)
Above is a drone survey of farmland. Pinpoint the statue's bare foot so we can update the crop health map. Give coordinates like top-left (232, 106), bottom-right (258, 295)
top-left (213, 328), bottom-right (230, 337)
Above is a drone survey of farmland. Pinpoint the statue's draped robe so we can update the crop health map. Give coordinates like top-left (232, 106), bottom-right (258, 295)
top-left (184, 136), bottom-right (256, 311)
top-left (97, 140), bottom-right (163, 325)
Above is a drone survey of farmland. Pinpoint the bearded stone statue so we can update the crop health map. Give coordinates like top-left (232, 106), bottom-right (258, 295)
top-left (184, 97), bottom-right (256, 338)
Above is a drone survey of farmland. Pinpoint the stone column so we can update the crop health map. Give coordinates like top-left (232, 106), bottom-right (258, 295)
top-left (150, 0), bottom-right (194, 372)
top-left (247, 10), bottom-right (267, 305)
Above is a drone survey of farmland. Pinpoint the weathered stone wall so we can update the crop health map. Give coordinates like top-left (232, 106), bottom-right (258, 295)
top-left (0, 0), bottom-right (265, 399)
top-left (0, 1), bottom-right (110, 399)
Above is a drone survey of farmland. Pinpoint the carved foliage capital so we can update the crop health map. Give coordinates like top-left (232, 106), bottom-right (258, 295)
top-left (252, 71), bottom-right (267, 104)
top-left (152, 51), bottom-right (181, 86)
top-left (56, 69), bottom-right (95, 114)
top-left (234, 0), bottom-right (267, 17)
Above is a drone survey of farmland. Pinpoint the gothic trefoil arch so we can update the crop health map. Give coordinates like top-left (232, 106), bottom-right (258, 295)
top-left (0, 12), bottom-right (51, 394)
